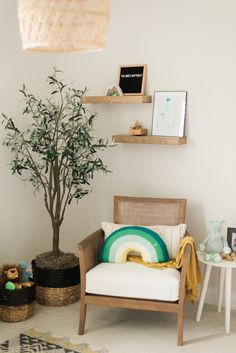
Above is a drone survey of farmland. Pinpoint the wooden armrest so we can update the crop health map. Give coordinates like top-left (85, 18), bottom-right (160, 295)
top-left (78, 228), bottom-right (104, 276)
top-left (178, 233), bottom-right (192, 302)
top-left (180, 231), bottom-right (192, 273)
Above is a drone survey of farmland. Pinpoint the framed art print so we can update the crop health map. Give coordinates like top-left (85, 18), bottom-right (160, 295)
top-left (152, 91), bottom-right (187, 137)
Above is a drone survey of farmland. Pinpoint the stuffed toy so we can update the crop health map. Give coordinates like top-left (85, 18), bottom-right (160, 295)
top-left (0, 264), bottom-right (33, 290)
top-left (18, 261), bottom-right (32, 282)
top-left (204, 252), bottom-right (222, 263)
top-left (0, 264), bottom-right (22, 290)
top-left (199, 219), bottom-right (231, 254)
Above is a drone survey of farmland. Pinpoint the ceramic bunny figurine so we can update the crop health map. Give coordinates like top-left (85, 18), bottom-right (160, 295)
top-left (199, 219), bottom-right (231, 254)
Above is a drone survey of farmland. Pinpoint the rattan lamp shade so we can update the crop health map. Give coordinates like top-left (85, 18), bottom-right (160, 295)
top-left (17, 0), bottom-right (109, 53)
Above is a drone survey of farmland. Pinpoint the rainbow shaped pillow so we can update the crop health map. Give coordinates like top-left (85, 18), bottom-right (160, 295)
top-left (100, 226), bottom-right (169, 263)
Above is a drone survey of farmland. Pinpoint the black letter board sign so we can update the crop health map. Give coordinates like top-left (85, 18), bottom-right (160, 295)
top-left (118, 65), bottom-right (146, 95)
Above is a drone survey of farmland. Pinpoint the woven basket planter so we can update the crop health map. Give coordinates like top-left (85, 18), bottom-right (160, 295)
top-left (32, 260), bottom-right (80, 306)
top-left (17, 0), bottom-right (109, 53)
top-left (0, 283), bottom-right (36, 322)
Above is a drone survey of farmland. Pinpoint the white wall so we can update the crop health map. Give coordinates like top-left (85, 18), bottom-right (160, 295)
top-left (0, 1), bottom-right (104, 264)
top-left (1, 0), bottom-right (236, 306)
top-left (56, 0), bottom-right (236, 303)
top-left (0, 1), bottom-right (54, 263)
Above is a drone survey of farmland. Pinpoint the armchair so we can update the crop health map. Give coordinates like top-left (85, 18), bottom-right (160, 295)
top-left (78, 196), bottom-right (191, 346)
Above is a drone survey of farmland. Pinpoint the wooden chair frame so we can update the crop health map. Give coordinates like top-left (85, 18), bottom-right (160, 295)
top-left (78, 196), bottom-right (191, 346)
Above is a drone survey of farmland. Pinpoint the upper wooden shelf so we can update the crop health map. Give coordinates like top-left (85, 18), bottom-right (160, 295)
top-left (112, 134), bottom-right (187, 145)
top-left (82, 95), bottom-right (152, 104)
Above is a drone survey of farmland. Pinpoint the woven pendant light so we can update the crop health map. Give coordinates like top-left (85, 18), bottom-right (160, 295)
top-left (17, 0), bottom-right (109, 53)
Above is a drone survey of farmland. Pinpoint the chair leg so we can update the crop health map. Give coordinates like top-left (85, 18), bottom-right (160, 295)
top-left (177, 308), bottom-right (184, 346)
top-left (79, 298), bottom-right (87, 335)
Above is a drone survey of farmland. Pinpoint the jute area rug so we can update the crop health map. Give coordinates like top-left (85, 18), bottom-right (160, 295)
top-left (0, 329), bottom-right (107, 353)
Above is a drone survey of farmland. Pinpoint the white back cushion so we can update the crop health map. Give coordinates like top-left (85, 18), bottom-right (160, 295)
top-left (101, 221), bottom-right (186, 259)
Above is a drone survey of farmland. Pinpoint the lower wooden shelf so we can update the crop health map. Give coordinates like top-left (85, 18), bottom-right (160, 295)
top-left (112, 134), bottom-right (187, 145)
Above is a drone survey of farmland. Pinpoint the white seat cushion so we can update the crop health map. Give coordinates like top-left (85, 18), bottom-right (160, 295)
top-left (86, 262), bottom-right (180, 302)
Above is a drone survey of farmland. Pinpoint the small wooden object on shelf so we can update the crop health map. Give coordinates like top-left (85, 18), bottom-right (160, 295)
top-left (129, 121), bottom-right (147, 136)
top-left (112, 134), bottom-right (187, 145)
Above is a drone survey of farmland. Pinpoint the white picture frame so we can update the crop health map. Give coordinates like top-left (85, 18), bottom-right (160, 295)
top-left (152, 91), bottom-right (187, 137)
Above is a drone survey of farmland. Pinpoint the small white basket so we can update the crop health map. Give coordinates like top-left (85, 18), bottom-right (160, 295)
top-left (17, 0), bottom-right (109, 53)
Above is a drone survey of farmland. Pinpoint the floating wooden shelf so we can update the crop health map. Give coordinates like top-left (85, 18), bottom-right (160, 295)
top-left (82, 95), bottom-right (152, 104)
top-left (112, 134), bottom-right (187, 145)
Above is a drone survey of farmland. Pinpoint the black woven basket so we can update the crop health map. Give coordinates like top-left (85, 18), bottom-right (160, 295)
top-left (31, 260), bottom-right (80, 288)
top-left (0, 282), bottom-right (36, 306)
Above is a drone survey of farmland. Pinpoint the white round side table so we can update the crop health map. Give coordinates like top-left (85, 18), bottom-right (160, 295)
top-left (196, 251), bottom-right (236, 333)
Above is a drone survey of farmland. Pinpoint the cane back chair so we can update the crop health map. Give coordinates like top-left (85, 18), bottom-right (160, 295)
top-left (78, 196), bottom-right (191, 346)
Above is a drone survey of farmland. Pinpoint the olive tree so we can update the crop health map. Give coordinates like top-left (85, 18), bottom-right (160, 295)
top-left (2, 68), bottom-right (110, 258)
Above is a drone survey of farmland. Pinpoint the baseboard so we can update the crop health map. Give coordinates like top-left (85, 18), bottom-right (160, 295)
top-left (197, 286), bottom-right (236, 310)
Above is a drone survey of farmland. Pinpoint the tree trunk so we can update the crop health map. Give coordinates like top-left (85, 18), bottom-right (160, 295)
top-left (52, 222), bottom-right (60, 257)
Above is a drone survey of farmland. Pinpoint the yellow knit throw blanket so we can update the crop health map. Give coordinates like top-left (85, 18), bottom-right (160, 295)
top-left (128, 236), bottom-right (202, 303)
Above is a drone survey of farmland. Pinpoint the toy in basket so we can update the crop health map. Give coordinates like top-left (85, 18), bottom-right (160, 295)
top-left (0, 263), bottom-right (36, 322)
top-left (129, 121), bottom-right (147, 136)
